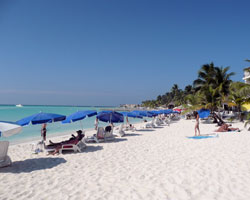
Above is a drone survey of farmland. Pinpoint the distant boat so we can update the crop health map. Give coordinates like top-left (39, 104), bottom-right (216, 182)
top-left (16, 104), bottom-right (23, 107)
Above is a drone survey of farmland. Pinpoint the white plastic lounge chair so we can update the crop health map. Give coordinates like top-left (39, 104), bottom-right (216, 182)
top-left (163, 118), bottom-right (170, 126)
top-left (140, 122), bottom-right (147, 129)
top-left (103, 127), bottom-right (115, 141)
top-left (85, 127), bottom-right (115, 143)
top-left (154, 118), bottom-right (162, 126)
top-left (170, 114), bottom-right (180, 121)
top-left (85, 127), bottom-right (104, 143)
top-left (44, 139), bottom-right (86, 154)
top-left (145, 119), bottom-right (156, 128)
top-left (59, 140), bottom-right (86, 154)
top-left (114, 124), bottom-right (125, 137)
top-left (124, 124), bottom-right (136, 131)
top-left (0, 141), bottom-right (12, 168)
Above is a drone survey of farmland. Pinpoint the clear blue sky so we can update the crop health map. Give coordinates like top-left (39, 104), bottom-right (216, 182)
top-left (0, 0), bottom-right (249, 106)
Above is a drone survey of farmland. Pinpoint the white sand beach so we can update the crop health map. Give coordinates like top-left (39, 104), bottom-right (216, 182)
top-left (1, 119), bottom-right (250, 200)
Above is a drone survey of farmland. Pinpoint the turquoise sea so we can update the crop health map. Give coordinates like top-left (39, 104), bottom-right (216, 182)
top-left (0, 105), bottom-right (142, 144)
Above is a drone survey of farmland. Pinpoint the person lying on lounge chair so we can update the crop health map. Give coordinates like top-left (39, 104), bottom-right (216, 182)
top-left (215, 124), bottom-right (240, 132)
top-left (46, 130), bottom-right (84, 154)
top-left (48, 130), bottom-right (84, 146)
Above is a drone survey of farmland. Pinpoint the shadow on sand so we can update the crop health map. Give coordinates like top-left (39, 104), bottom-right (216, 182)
top-left (124, 133), bottom-right (142, 137)
top-left (136, 129), bottom-right (155, 132)
top-left (83, 145), bottom-right (103, 153)
top-left (0, 157), bottom-right (66, 174)
top-left (104, 138), bottom-right (128, 143)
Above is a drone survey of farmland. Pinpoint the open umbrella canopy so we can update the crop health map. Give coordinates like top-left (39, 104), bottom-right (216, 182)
top-left (62, 110), bottom-right (97, 124)
top-left (160, 109), bottom-right (173, 114)
top-left (138, 110), bottom-right (157, 117)
top-left (0, 121), bottom-right (22, 137)
top-left (197, 109), bottom-right (210, 119)
top-left (151, 110), bottom-right (166, 115)
top-left (121, 111), bottom-right (143, 119)
top-left (16, 112), bottom-right (66, 126)
top-left (97, 111), bottom-right (124, 123)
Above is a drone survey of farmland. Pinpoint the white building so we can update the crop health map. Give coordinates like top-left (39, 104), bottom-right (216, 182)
top-left (243, 67), bottom-right (250, 84)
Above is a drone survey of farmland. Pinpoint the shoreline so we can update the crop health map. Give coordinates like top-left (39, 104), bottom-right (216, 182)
top-left (8, 120), bottom-right (145, 146)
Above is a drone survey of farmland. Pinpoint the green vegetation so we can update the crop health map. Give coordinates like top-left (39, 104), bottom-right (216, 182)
top-left (142, 62), bottom-right (250, 116)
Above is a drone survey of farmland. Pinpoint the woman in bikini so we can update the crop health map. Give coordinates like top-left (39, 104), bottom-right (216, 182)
top-left (193, 111), bottom-right (200, 136)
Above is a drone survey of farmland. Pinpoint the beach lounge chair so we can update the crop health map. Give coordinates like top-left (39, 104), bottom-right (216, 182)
top-left (170, 114), bottom-right (180, 121)
top-left (85, 127), bottom-right (105, 143)
top-left (44, 140), bottom-right (86, 154)
top-left (154, 118), bottom-right (162, 126)
top-left (114, 124), bottom-right (125, 137)
top-left (103, 126), bottom-right (115, 141)
top-left (124, 124), bottom-right (136, 131)
top-left (0, 141), bottom-right (12, 168)
top-left (44, 131), bottom-right (86, 154)
top-left (140, 121), bottom-right (147, 129)
top-left (145, 119), bottom-right (156, 128)
top-left (163, 118), bottom-right (170, 126)
top-left (85, 127), bottom-right (115, 143)
top-left (59, 140), bottom-right (86, 154)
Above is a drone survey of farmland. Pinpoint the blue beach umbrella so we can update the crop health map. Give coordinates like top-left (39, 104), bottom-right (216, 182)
top-left (121, 111), bottom-right (143, 124)
top-left (197, 109), bottom-right (210, 119)
top-left (132, 110), bottom-right (155, 117)
top-left (97, 111), bottom-right (124, 123)
top-left (0, 121), bottom-right (22, 137)
top-left (121, 111), bottom-right (143, 119)
top-left (161, 109), bottom-right (173, 114)
top-left (150, 110), bottom-right (163, 115)
top-left (62, 110), bottom-right (97, 124)
top-left (16, 112), bottom-right (66, 126)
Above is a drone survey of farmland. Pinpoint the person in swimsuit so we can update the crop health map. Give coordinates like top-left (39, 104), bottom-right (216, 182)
top-left (215, 124), bottom-right (240, 132)
top-left (47, 130), bottom-right (85, 155)
top-left (41, 123), bottom-right (47, 142)
top-left (193, 111), bottom-right (200, 136)
top-left (94, 117), bottom-right (99, 130)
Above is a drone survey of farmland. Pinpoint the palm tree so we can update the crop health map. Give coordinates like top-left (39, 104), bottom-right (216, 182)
top-left (193, 63), bottom-right (235, 110)
top-left (193, 63), bottom-right (216, 91)
top-left (184, 85), bottom-right (193, 95)
top-left (214, 66), bottom-right (235, 97)
top-left (171, 84), bottom-right (180, 95)
top-left (229, 82), bottom-right (250, 119)
top-left (198, 85), bottom-right (221, 111)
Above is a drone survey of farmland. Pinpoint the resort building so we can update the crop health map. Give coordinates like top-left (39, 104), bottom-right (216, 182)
top-left (243, 67), bottom-right (250, 84)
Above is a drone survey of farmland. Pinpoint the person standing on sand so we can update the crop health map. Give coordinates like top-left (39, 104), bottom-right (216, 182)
top-left (193, 111), bottom-right (200, 136)
top-left (94, 117), bottom-right (99, 130)
top-left (41, 123), bottom-right (47, 142)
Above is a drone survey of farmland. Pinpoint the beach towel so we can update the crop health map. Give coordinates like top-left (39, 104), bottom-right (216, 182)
top-left (187, 134), bottom-right (218, 139)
